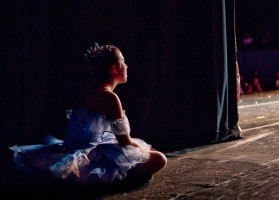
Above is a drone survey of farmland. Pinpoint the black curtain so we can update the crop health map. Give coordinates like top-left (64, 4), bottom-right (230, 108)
top-left (211, 0), bottom-right (239, 142)
top-left (1, 0), bottom-right (238, 153)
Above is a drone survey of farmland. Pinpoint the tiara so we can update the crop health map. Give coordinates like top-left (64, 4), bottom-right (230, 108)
top-left (84, 42), bottom-right (115, 60)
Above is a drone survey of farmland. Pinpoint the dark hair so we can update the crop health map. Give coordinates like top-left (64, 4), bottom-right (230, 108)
top-left (84, 43), bottom-right (120, 83)
top-left (73, 43), bottom-right (120, 107)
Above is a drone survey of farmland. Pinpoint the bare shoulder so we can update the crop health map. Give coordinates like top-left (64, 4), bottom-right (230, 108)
top-left (101, 91), bottom-right (123, 119)
top-left (101, 90), bottom-right (120, 100)
top-left (101, 91), bottom-right (122, 108)
top-left (83, 91), bottom-right (123, 120)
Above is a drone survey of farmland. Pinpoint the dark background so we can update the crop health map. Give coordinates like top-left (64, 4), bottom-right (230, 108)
top-left (1, 0), bottom-right (278, 153)
top-left (235, 0), bottom-right (279, 51)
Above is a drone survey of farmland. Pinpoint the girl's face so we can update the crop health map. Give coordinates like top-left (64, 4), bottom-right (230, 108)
top-left (115, 50), bottom-right (128, 83)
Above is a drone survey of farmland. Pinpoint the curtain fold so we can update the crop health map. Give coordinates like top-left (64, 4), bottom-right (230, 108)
top-left (211, 0), bottom-right (239, 142)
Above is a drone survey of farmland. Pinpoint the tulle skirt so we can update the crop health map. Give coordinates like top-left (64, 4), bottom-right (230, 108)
top-left (9, 135), bottom-right (151, 185)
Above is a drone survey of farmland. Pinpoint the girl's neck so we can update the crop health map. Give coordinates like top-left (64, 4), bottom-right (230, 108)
top-left (98, 83), bottom-right (116, 92)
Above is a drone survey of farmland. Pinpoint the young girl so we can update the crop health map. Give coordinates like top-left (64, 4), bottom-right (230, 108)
top-left (9, 43), bottom-right (167, 186)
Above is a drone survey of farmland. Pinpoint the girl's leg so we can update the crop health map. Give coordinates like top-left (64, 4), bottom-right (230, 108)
top-left (125, 150), bottom-right (167, 181)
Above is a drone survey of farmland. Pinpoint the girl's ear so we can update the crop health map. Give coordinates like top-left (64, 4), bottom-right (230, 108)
top-left (112, 64), bottom-right (119, 74)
